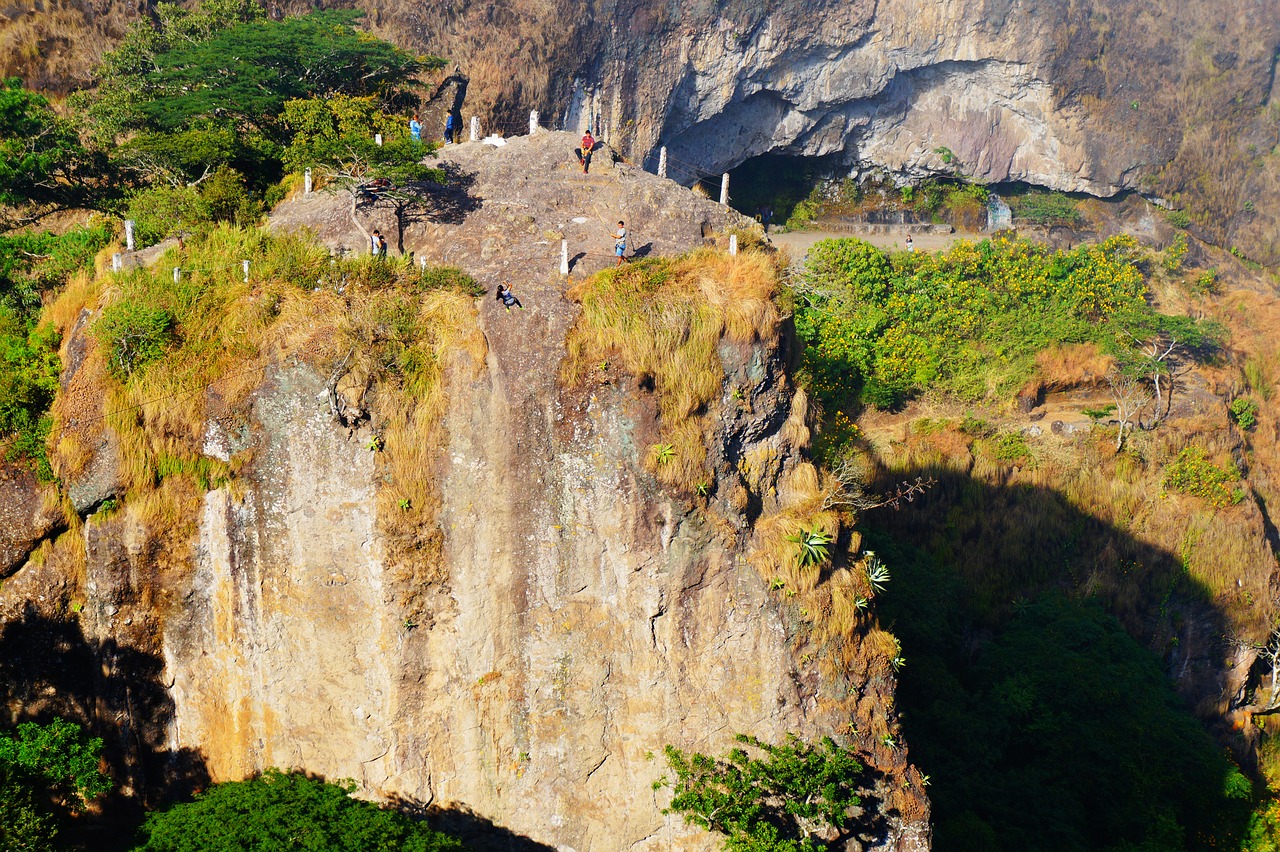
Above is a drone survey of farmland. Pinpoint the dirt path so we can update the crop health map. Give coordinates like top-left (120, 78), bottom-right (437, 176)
top-left (770, 227), bottom-right (977, 264)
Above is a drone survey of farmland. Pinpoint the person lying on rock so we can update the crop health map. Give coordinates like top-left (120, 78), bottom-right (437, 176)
top-left (496, 282), bottom-right (524, 311)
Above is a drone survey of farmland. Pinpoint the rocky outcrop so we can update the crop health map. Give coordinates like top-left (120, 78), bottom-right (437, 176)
top-left (0, 467), bottom-right (62, 577)
top-left (2, 134), bottom-right (928, 850)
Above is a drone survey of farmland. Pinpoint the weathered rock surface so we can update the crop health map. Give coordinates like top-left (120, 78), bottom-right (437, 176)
top-left (0, 467), bottom-right (61, 577)
top-left (3, 133), bottom-right (928, 850)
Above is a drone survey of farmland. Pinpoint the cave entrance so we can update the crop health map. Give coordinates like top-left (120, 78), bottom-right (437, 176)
top-left (726, 153), bottom-right (841, 227)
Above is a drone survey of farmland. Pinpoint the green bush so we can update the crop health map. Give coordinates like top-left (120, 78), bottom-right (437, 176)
top-left (662, 735), bottom-right (864, 851)
top-left (417, 265), bottom-right (484, 296)
top-left (1167, 209), bottom-right (1192, 229)
top-left (1008, 190), bottom-right (1082, 227)
top-left (991, 431), bottom-right (1030, 461)
top-left (198, 166), bottom-right (262, 226)
top-left (0, 311), bottom-right (60, 479)
top-left (133, 770), bottom-right (462, 852)
top-left (93, 298), bottom-right (175, 379)
top-left (1162, 447), bottom-right (1242, 507)
top-left (0, 718), bottom-right (112, 852)
top-left (125, 185), bottom-right (212, 246)
top-left (794, 235), bottom-right (1188, 410)
top-left (1230, 397), bottom-right (1260, 431)
top-left (1163, 233), bottom-right (1188, 273)
top-left (1, 223), bottom-right (113, 318)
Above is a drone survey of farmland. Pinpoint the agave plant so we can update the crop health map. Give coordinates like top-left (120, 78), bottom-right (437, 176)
top-left (653, 443), bottom-right (676, 465)
top-left (785, 527), bottom-right (834, 567)
top-left (865, 555), bottom-right (891, 593)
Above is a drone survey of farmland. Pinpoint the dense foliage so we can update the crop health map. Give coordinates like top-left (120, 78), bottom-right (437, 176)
top-left (1162, 447), bottom-right (1243, 507)
top-left (132, 770), bottom-right (462, 852)
top-left (0, 224), bottom-right (109, 477)
top-left (794, 235), bottom-right (1211, 410)
top-left (870, 525), bottom-right (1257, 852)
top-left (0, 0), bottom-right (449, 245)
top-left (0, 718), bottom-right (112, 852)
top-left (662, 735), bottom-right (864, 852)
top-left (0, 78), bottom-right (90, 214)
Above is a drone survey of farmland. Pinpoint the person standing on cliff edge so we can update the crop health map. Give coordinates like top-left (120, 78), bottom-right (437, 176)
top-left (610, 221), bottom-right (627, 266)
top-left (409, 114), bottom-right (422, 142)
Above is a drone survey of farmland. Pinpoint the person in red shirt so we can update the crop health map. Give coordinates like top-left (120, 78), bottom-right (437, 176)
top-left (577, 130), bottom-right (596, 174)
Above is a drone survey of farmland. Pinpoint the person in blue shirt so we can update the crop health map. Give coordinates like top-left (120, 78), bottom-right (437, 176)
top-left (496, 282), bottom-right (523, 311)
top-left (409, 114), bottom-right (422, 142)
top-left (445, 112), bottom-right (458, 144)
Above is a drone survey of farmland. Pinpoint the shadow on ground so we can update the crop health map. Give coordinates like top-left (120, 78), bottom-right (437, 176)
top-left (858, 464), bottom-right (1256, 851)
top-left (0, 606), bottom-right (209, 849)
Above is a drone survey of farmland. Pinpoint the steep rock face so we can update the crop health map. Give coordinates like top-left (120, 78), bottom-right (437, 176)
top-left (563, 0), bottom-right (1277, 196)
top-left (1, 139), bottom-right (928, 849)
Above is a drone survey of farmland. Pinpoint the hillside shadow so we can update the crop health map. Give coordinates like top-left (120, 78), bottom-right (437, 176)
top-left (0, 605), bottom-right (209, 849)
top-left (417, 163), bottom-right (482, 225)
top-left (858, 464), bottom-right (1256, 851)
top-left (388, 798), bottom-right (557, 851)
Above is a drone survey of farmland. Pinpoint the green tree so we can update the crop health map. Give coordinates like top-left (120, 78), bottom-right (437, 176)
top-left (0, 718), bottom-right (112, 852)
top-left (0, 78), bottom-right (88, 215)
top-left (133, 770), bottom-right (463, 852)
top-left (662, 734), bottom-right (864, 851)
top-left (91, 7), bottom-right (439, 142)
top-left (283, 95), bottom-right (444, 253)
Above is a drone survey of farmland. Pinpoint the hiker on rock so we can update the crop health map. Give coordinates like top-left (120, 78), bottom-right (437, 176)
top-left (905, 234), bottom-right (914, 253)
top-left (445, 112), bottom-right (458, 144)
top-left (610, 221), bottom-right (627, 266)
top-left (409, 114), bottom-right (422, 142)
top-left (496, 282), bottom-right (523, 311)
top-left (370, 229), bottom-right (387, 257)
top-left (577, 130), bottom-right (596, 174)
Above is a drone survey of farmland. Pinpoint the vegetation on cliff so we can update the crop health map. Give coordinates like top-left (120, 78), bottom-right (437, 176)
top-left (794, 235), bottom-right (1219, 412)
top-left (2, 0), bottom-right (444, 245)
top-left (660, 735), bottom-right (865, 852)
top-left (0, 718), bottom-right (111, 851)
top-left (132, 770), bottom-right (461, 852)
top-left (794, 234), bottom-right (1280, 850)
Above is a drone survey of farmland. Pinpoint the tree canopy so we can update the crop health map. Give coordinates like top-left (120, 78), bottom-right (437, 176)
top-left (0, 718), bottom-right (113, 852)
top-left (132, 770), bottom-right (463, 852)
top-left (83, 0), bottom-right (441, 143)
top-left (662, 734), bottom-right (865, 851)
top-left (0, 78), bottom-right (89, 213)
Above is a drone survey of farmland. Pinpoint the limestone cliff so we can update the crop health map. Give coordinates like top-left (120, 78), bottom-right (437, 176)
top-left (0, 134), bottom-right (927, 850)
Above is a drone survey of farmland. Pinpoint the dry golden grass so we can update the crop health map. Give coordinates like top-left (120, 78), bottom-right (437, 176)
top-left (869, 391), bottom-right (1276, 638)
top-left (1034, 343), bottom-right (1114, 390)
top-left (46, 225), bottom-right (485, 585)
top-left (563, 248), bottom-right (781, 491)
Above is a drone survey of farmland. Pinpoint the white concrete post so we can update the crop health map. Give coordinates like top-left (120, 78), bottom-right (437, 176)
top-left (729, 234), bottom-right (738, 256)
top-left (720, 173), bottom-right (730, 205)
top-left (173, 267), bottom-right (181, 284)
top-left (242, 260), bottom-right (250, 283)
top-left (124, 220), bottom-right (135, 251)
top-left (529, 110), bottom-right (539, 136)
top-left (560, 239), bottom-right (569, 276)
top-left (420, 256), bottom-right (427, 270)
top-left (375, 133), bottom-right (383, 147)
top-left (470, 116), bottom-right (479, 142)
top-left (304, 168), bottom-right (313, 195)
top-left (658, 147), bottom-right (668, 179)
top-left (112, 253), bottom-right (122, 272)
